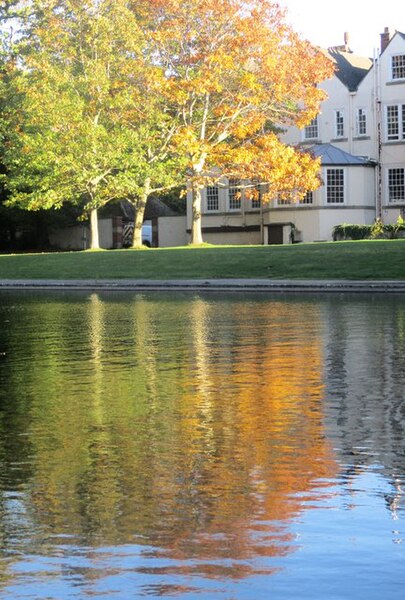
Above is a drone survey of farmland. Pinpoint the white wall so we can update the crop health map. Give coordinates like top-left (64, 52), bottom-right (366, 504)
top-left (319, 209), bottom-right (376, 241)
top-left (371, 34), bottom-right (405, 210)
top-left (264, 208), bottom-right (321, 243)
top-left (351, 67), bottom-right (376, 160)
top-left (281, 75), bottom-right (352, 150)
top-left (158, 216), bottom-right (187, 247)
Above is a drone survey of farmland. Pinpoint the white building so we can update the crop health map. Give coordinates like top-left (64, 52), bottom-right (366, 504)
top-left (185, 28), bottom-right (405, 245)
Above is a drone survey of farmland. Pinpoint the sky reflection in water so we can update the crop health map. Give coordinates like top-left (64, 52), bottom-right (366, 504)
top-left (0, 291), bottom-right (404, 599)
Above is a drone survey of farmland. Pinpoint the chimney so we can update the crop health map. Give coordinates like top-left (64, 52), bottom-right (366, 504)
top-left (380, 27), bottom-right (392, 54)
top-left (344, 32), bottom-right (350, 52)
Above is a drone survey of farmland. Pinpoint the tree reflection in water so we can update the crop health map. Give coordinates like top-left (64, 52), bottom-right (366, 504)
top-left (0, 291), bottom-right (404, 597)
top-left (0, 294), bottom-right (337, 577)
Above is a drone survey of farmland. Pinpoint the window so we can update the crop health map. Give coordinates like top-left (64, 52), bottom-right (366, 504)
top-left (250, 181), bottom-right (266, 209)
top-left (277, 196), bottom-right (293, 206)
top-left (206, 185), bottom-right (219, 211)
top-left (335, 110), bottom-right (345, 137)
top-left (392, 54), bottom-right (405, 80)
top-left (299, 191), bottom-right (313, 205)
top-left (304, 117), bottom-right (319, 140)
top-left (326, 169), bottom-right (344, 204)
top-left (386, 104), bottom-right (405, 141)
top-left (356, 108), bottom-right (367, 136)
top-left (228, 178), bottom-right (241, 210)
top-left (388, 168), bottom-right (405, 202)
top-left (251, 193), bottom-right (261, 209)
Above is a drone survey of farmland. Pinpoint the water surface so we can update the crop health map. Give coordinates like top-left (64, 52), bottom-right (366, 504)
top-left (0, 291), bottom-right (404, 599)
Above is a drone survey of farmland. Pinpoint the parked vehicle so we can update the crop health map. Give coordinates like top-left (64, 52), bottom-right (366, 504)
top-left (141, 221), bottom-right (152, 247)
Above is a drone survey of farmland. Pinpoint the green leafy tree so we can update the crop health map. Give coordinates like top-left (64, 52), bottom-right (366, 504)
top-left (1, 0), bottom-right (184, 249)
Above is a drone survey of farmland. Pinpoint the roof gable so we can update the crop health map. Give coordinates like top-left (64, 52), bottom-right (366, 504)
top-left (380, 30), bottom-right (405, 55)
top-left (327, 48), bottom-right (372, 91)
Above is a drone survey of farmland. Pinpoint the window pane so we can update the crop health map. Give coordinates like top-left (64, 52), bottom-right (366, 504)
top-left (228, 178), bottom-right (241, 210)
top-left (392, 55), bottom-right (405, 80)
top-left (357, 108), bottom-right (367, 136)
top-left (299, 191), bottom-right (313, 205)
top-left (304, 117), bottom-right (318, 139)
top-left (335, 110), bottom-right (344, 137)
top-left (251, 196), bottom-right (261, 209)
top-left (326, 169), bottom-right (344, 203)
top-left (249, 180), bottom-right (263, 209)
top-left (402, 105), bottom-right (405, 139)
top-left (388, 169), bottom-right (405, 202)
top-left (387, 105), bottom-right (399, 140)
top-left (206, 186), bottom-right (219, 211)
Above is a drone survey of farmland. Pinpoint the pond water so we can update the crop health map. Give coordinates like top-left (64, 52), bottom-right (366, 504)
top-left (0, 291), bottom-right (404, 599)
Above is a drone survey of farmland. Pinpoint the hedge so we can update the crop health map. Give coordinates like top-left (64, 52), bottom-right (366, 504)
top-left (332, 218), bottom-right (405, 241)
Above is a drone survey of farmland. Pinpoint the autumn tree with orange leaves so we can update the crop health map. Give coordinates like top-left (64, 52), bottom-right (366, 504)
top-left (0, 0), bottom-right (333, 248)
top-left (144, 0), bottom-right (334, 244)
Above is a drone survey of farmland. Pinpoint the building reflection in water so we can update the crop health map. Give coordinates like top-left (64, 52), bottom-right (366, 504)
top-left (321, 295), bottom-right (405, 523)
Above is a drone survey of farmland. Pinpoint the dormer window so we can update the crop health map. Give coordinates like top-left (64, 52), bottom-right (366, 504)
top-left (391, 54), bottom-right (405, 80)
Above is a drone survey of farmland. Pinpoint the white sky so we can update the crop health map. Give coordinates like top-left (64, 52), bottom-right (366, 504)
top-left (277, 0), bottom-right (405, 57)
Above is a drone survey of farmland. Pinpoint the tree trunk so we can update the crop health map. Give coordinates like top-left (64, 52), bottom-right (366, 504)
top-left (131, 178), bottom-right (150, 248)
top-left (190, 184), bottom-right (204, 245)
top-left (89, 208), bottom-right (100, 249)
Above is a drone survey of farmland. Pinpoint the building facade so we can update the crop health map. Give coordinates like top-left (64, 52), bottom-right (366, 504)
top-left (186, 28), bottom-right (405, 244)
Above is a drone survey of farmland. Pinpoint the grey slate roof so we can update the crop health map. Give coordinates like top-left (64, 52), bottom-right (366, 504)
top-left (101, 197), bottom-right (178, 220)
top-left (326, 48), bottom-right (372, 91)
top-left (309, 144), bottom-right (375, 166)
top-left (120, 197), bottom-right (178, 220)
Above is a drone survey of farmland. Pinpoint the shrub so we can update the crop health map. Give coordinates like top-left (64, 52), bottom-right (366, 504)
top-left (333, 217), bottom-right (405, 241)
top-left (332, 223), bottom-right (371, 241)
top-left (370, 218), bottom-right (384, 239)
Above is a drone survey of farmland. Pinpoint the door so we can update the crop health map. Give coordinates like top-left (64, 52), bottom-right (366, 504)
top-left (267, 224), bottom-right (284, 245)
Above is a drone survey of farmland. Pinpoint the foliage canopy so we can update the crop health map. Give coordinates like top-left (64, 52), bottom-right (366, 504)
top-left (0, 0), bottom-right (334, 246)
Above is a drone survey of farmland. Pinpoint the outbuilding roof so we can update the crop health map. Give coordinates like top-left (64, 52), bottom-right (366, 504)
top-left (309, 143), bottom-right (375, 166)
top-left (119, 197), bottom-right (178, 220)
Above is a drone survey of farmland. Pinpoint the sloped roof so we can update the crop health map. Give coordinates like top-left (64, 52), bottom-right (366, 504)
top-left (101, 197), bottom-right (179, 220)
top-left (327, 48), bottom-right (373, 91)
top-left (120, 197), bottom-right (178, 220)
top-left (309, 143), bottom-right (375, 166)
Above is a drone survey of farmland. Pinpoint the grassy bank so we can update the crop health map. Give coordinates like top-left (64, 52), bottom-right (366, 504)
top-left (0, 240), bottom-right (405, 280)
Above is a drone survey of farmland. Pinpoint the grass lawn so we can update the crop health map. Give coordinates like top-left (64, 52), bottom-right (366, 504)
top-left (0, 239), bottom-right (405, 280)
